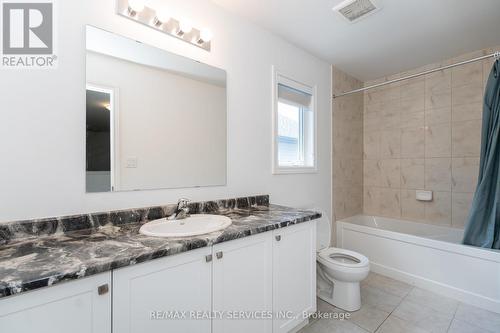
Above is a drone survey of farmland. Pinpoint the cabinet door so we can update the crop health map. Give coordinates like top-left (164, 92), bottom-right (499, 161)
top-left (0, 272), bottom-right (111, 333)
top-left (113, 247), bottom-right (212, 333)
top-left (273, 222), bottom-right (316, 333)
top-left (212, 232), bottom-right (273, 333)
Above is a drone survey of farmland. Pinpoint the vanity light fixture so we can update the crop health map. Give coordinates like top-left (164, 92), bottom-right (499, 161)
top-left (177, 20), bottom-right (193, 36)
top-left (116, 0), bottom-right (212, 51)
top-left (154, 9), bottom-right (170, 27)
top-left (198, 29), bottom-right (213, 44)
top-left (127, 0), bottom-right (145, 17)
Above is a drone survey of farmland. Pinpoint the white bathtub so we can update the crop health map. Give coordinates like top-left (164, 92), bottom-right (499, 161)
top-left (336, 215), bottom-right (500, 314)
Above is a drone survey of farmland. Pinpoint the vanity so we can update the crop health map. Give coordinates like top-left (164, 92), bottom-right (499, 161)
top-left (0, 195), bottom-right (320, 333)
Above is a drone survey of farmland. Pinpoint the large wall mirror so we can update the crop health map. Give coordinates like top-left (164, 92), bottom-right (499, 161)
top-left (86, 26), bottom-right (227, 192)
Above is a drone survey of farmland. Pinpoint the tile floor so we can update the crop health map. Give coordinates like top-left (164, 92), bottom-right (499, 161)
top-left (299, 273), bottom-right (500, 333)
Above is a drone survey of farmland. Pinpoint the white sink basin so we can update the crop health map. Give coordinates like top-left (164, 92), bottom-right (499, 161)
top-left (139, 214), bottom-right (232, 238)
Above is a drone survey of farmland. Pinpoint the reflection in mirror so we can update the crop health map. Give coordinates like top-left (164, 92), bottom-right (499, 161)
top-left (85, 26), bottom-right (227, 193)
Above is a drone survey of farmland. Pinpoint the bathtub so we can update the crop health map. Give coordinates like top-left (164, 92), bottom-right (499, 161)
top-left (336, 215), bottom-right (500, 314)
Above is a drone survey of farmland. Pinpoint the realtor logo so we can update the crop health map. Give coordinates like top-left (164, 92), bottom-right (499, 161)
top-left (1, 0), bottom-right (57, 68)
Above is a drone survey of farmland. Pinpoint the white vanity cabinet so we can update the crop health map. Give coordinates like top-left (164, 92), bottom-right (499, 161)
top-left (0, 220), bottom-right (317, 333)
top-left (112, 247), bottom-right (213, 333)
top-left (273, 222), bottom-right (317, 333)
top-left (0, 272), bottom-right (111, 333)
top-left (212, 232), bottom-right (273, 333)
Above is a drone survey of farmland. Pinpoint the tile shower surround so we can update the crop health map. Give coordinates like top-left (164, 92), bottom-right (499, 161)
top-left (362, 47), bottom-right (499, 228)
top-left (332, 67), bottom-right (364, 222)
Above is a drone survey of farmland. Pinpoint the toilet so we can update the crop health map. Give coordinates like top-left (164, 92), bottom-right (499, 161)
top-left (316, 214), bottom-right (370, 311)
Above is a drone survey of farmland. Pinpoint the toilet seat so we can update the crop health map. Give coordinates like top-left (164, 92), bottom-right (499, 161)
top-left (317, 248), bottom-right (369, 268)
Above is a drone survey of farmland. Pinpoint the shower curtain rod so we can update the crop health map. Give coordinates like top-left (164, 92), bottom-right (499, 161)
top-left (333, 51), bottom-right (500, 98)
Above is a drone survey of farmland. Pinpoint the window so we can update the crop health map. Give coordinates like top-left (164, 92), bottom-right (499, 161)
top-left (273, 70), bottom-right (316, 174)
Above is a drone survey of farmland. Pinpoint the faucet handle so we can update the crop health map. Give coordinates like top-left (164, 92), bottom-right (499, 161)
top-left (177, 198), bottom-right (191, 209)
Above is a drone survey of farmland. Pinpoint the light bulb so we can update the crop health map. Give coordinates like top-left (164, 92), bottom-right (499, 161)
top-left (155, 8), bottom-right (170, 25)
top-left (179, 20), bottom-right (193, 34)
top-left (199, 29), bottom-right (213, 43)
top-left (128, 0), bottom-right (145, 15)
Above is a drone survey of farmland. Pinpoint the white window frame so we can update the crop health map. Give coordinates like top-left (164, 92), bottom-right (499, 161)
top-left (272, 67), bottom-right (317, 175)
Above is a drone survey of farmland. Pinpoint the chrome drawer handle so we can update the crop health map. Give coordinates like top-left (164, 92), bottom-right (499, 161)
top-left (216, 251), bottom-right (223, 259)
top-left (205, 254), bottom-right (213, 263)
top-left (275, 235), bottom-right (282, 242)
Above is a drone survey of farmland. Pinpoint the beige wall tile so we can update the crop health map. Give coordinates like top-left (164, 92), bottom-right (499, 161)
top-left (401, 111), bottom-right (424, 129)
top-left (425, 69), bottom-right (451, 95)
top-left (400, 79), bottom-right (425, 100)
top-left (401, 95), bottom-right (425, 114)
top-left (452, 62), bottom-right (483, 88)
top-left (401, 127), bottom-right (425, 158)
top-left (425, 89), bottom-right (452, 109)
top-left (401, 189), bottom-right (426, 221)
top-left (425, 107), bottom-right (451, 125)
top-left (452, 158), bottom-right (480, 192)
top-left (364, 187), bottom-right (380, 215)
top-left (401, 159), bottom-right (425, 189)
top-left (452, 103), bottom-right (482, 122)
top-left (379, 188), bottom-right (401, 218)
top-left (425, 124), bottom-right (452, 158)
top-left (381, 106), bottom-right (401, 130)
top-left (452, 192), bottom-right (474, 228)
top-left (452, 120), bottom-right (482, 157)
top-left (425, 191), bottom-right (452, 225)
top-left (425, 158), bottom-right (452, 191)
top-left (380, 159), bottom-right (401, 188)
top-left (364, 160), bottom-right (381, 187)
top-left (452, 83), bottom-right (484, 106)
top-left (380, 129), bottom-right (401, 158)
top-left (364, 131), bottom-right (380, 159)
top-left (364, 114), bottom-right (382, 132)
top-left (332, 67), bottom-right (364, 222)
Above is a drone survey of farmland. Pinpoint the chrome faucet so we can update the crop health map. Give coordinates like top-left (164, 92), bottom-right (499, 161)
top-left (168, 198), bottom-right (191, 220)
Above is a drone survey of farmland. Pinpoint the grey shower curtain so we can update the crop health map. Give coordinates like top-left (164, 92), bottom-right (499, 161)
top-left (462, 59), bottom-right (500, 249)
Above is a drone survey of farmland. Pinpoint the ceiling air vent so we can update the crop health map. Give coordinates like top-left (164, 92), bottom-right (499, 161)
top-left (333, 0), bottom-right (381, 23)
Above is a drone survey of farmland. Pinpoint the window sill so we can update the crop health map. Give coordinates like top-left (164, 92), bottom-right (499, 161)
top-left (272, 166), bottom-right (318, 175)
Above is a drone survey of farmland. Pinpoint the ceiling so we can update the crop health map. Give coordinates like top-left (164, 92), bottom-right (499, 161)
top-left (211, 0), bottom-right (500, 81)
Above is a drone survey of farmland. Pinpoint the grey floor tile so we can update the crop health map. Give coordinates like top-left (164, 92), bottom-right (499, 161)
top-left (362, 273), bottom-right (413, 298)
top-left (361, 284), bottom-right (404, 313)
top-left (392, 299), bottom-right (453, 333)
top-left (448, 319), bottom-right (493, 333)
top-left (454, 303), bottom-right (500, 332)
top-left (375, 315), bottom-right (429, 333)
top-left (404, 288), bottom-right (458, 317)
top-left (299, 317), bottom-right (370, 333)
top-left (350, 304), bottom-right (390, 332)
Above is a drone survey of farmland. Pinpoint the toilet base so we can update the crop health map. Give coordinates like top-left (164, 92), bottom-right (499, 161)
top-left (317, 271), bottom-right (361, 312)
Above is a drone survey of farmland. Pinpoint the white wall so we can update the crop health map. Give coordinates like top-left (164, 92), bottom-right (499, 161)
top-left (0, 0), bottom-right (332, 222)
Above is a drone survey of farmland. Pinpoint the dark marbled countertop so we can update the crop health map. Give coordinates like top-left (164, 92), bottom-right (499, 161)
top-left (0, 203), bottom-right (320, 299)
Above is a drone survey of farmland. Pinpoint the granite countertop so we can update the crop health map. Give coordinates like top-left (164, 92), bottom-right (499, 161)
top-left (0, 197), bottom-right (320, 299)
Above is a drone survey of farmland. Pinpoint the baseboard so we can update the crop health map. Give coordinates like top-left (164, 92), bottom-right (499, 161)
top-left (288, 318), bottom-right (309, 333)
top-left (370, 262), bottom-right (500, 314)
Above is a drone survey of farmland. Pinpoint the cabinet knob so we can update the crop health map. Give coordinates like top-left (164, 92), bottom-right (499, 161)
top-left (216, 251), bottom-right (223, 259)
top-left (205, 254), bottom-right (213, 262)
top-left (98, 284), bottom-right (109, 295)
top-left (275, 235), bottom-right (282, 242)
